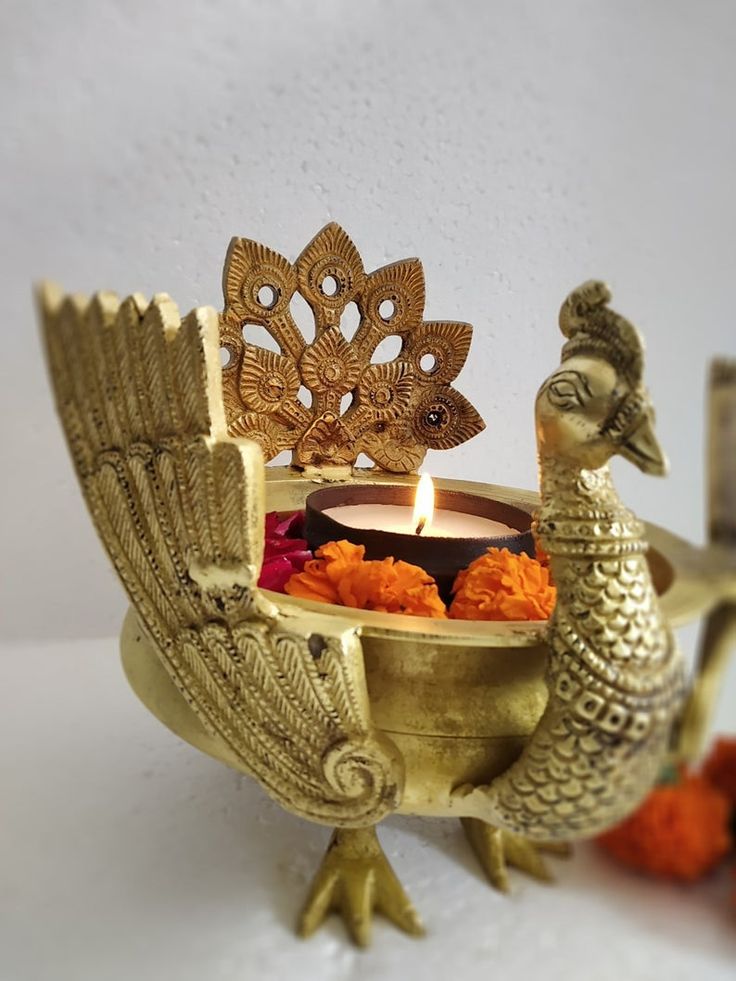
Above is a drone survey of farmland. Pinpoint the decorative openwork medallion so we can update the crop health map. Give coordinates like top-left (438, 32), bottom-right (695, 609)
top-left (218, 223), bottom-right (484, 471)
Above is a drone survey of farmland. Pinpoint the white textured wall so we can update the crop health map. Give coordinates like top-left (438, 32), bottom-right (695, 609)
top-left (1, 0), bottom-right (734, 647)
top-left (3, 5), bottom-right (736, 979)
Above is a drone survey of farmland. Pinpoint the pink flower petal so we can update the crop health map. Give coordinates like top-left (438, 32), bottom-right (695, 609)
top-left (275, 510), bottom-right (305, 539)
top-left (259, 510), bottom-right (310, 591)
top-left (264, 536), bottom-right (309, 558)
top-left (264, 511), bottom-right (282, 538)
top-left (258, 556), bottom-right (295, 592)
top-left (286, 549), bottom-right (311, 572)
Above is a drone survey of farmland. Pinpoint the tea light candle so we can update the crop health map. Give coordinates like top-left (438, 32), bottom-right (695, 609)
top-left (325, 473), bottom-right (517, 538)
top-left (304, 476), bottom-right (535, 599)
top-left (322, 505), bottom-right (518, 539)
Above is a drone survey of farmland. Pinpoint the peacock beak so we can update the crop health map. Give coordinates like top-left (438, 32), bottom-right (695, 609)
top-left (618, 414), bottom-right (668, 476)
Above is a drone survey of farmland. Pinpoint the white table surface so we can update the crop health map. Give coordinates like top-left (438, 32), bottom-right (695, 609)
top-left (2, 637), bottom-right (735, 981)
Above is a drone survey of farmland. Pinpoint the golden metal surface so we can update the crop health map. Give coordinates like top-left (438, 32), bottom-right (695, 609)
top-left (39, 284), bottom-right (403, 830)
top-left (40, 251), bottom-right (736, 946)
top-left (298, 827), bottom-right (424, 947)
top-left (451, 283), bottom-right (686, 837)
top-left (219, 223), bottom-right (484, 472)
top-left (461, 818), bottom-right (570, 892)
top-left (120, 472), bottom-right (712, 815)
top-left (677, 358), bottom-right (736, 760)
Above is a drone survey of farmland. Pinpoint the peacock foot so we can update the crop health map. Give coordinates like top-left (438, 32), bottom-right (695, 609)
top-left (298, 826), bottom-right (425, 947)
top-left (461, 818), bottom-right (571, 892)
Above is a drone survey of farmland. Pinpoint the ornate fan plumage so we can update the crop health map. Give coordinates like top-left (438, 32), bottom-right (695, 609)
top-left (218, 223), bottom-right (485, 472)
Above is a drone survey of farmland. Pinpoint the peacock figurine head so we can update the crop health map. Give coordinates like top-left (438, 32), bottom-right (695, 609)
top-left (535, 280), bottom-right (667, 476)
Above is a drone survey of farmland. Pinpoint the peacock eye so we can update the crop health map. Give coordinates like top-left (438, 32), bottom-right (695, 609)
top-left (548, 378), bottom-right (583, 410)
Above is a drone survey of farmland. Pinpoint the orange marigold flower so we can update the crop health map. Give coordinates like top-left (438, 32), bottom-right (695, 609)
top-left (534, 541), bottom-right (551, 567)
top-left (284, 540), bottom-right (447, 619)
top-left (702, 736), bottom-right (736, 807)
top-left (597, 772), bottom-right (732, 881)
top-left (448, 547), bottom-right (556, 621)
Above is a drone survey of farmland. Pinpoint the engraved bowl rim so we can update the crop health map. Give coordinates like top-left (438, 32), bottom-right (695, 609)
top-left (261, 468), bottom-right (709, 646)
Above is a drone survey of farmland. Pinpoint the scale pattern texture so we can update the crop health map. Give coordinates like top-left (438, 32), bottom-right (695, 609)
top-left (455, 282), bottom-right (684, 838)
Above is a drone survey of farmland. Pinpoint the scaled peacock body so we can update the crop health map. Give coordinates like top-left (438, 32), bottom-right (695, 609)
top-left (454, 281), bottom-right (684, 837)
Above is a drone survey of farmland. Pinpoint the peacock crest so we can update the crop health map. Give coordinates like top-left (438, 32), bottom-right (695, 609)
top-left (218, 223), bottom-right (484, 472)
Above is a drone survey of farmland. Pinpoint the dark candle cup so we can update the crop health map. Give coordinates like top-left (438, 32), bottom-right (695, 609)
top-left (304, 484), bottom-right (536, 601)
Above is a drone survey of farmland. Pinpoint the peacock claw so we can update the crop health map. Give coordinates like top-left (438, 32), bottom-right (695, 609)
top-left (298, 827), bottom-right (425, 947)
top-left (461, 818), bottom-right (570, 891)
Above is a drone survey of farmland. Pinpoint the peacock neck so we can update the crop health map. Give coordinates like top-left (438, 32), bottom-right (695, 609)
top-left (535, 454), bottom-right (646, 560)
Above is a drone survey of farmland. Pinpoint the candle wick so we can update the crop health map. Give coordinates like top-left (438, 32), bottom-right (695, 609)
top-left (415, 517), bottom-right (427, 536)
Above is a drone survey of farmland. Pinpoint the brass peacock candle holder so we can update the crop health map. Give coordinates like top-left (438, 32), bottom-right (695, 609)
top-left (40, 224), bottom-right (736, 946)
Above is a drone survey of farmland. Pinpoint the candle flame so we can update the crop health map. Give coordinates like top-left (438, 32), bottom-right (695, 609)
top-left (412, 473), bottom-right (435, 536)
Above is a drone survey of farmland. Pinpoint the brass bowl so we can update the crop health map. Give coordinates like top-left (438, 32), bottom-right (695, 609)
top-left (121, 469), bottom-right (714, 818)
